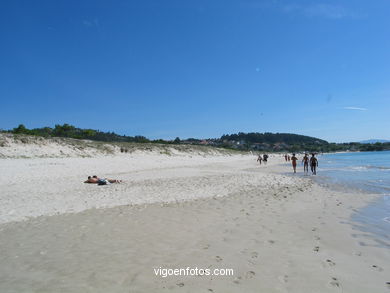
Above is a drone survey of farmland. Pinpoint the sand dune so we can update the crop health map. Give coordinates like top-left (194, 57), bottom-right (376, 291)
top-left (0, 133), bottom-right (236, 159)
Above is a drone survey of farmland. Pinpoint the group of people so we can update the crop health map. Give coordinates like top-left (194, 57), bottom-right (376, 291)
top-left (256, 152), bottom-right (318, 175)
top-left (257, 154), bottom-right (269, 165)
top-left (287, 153), bottom-right (318, 175)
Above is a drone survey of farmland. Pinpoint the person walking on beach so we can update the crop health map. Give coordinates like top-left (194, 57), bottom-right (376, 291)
top-left (291, 153), bottom-right (298, 173)
top-left (302, 153), bottom-right (309, 174)
top-left (257, 154), bottom-right (263, 165)
top-left (263, 154), bottom-right (268, 165)
top-left (310, 154), bottom-right (318, 175)
top-left (284, 154), bottom-right (288, 162)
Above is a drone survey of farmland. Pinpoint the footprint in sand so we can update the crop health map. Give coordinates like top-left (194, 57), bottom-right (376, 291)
top-left (233, 276), bottom-right (242, 284)
top-left (215, 256), bottom-right (223, 262)
top-left (245, 271), bottom-right (256, 279)
top-left (268, 240), bottom-right (275, 244)
top-left (386, 282), bottom-right (390, 289)
top-left (372, 265), bottom-right (384, 272)
top-left (329, 277), bottom-right (341, 289)
top-left (313, 246), bottom-right (320, 252)
top-left (202, 244), bottom-right (210, 250)
top-left (251, 251), bottom-right (258, 259)
top-left (354, 251), bottom-right (362, 256)
top-left (315, 236), bottom-right (321, 240)
top-left (176, 282), bottom-right (184, 287)
top-left (326, 259), bottom-right (336, 266)
top-left (312, 227), bottom-right (317, 232)
top-left (251, 238), bottom-right (261, 244)
top-left (240, 248), bottom-right (248, 254)
top-left (278, 275), bottom-right (289, 283)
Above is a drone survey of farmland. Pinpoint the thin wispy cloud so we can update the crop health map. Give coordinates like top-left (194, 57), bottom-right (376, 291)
top-left (343, 106), bottom-right (367, 111)
top-left (304, 4), bottom-right (350, 19)
top-left (83, 18), bottom-right (99, 28)
top-left (273, 1), bottom-right (358, 19)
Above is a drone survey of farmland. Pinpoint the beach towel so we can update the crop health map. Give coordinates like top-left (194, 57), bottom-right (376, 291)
top-left (97, 178), bottom-right (110, 185)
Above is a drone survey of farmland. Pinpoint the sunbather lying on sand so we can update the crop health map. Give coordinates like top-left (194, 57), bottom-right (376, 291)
top-left (84, 175), bottom-right (122, 185)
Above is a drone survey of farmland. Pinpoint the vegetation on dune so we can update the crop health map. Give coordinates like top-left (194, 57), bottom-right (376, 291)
top-left (11, 124), bottom-right (155, 144)
top-left (3, 124), bottom-right (390, 153)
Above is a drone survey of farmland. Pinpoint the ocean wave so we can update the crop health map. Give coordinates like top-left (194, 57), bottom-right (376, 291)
top-left (321, 165), bottom-right (390, 172)
top-left (366, 165), bottom-right (390, 170)
top-left (350, 166), bottom-right (369, 171)
top-left (347, 165), bottom-right (390, 171)
top-left (383, 217), bottom-right (390, 223)
top-left (363, 183), bottom-right (390, 191)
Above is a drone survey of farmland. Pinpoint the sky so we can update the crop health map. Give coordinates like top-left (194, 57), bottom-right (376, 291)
top-left (0, 0), bottom-right (389, 142)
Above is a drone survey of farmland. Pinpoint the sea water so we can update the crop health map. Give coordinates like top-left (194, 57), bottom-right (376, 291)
top-left (318, 151), bottom-right (390, 246)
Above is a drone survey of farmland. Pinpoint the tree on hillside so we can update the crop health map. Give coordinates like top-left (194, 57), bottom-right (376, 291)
top-left (13, 124), bottom-right (29, 134)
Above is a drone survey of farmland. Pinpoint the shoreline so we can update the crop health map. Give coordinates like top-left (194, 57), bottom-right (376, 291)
top-left (0, 154), bottom-right (389, 292)
top-left (351, 195), bottom-right (390, 248)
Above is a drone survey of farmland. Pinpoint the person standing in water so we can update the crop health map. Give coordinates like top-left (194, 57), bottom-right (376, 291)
top-left (310, 153), bottom-right (318, 175)
top-left (291, 153), bottom-right (298, 173)
top-left (257, 154), bottom-right (263, 165)
top-left (302, 153), bottom-right (309, 174)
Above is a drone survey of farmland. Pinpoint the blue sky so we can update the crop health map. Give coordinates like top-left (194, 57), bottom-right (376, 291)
top-left (0, 0), bottom-right (389, 142)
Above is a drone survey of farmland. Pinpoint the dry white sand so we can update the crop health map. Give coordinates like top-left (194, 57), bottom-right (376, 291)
top-left (0, 138), bottom-right (389, 292)
top-left (0, 153), bottom-right (275, 224)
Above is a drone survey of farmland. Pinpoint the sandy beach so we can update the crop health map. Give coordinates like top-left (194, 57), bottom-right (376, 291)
top-left (0, 138), bottom-right (389, 292)
top-left (2, 0), bottom-right (390, 291)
